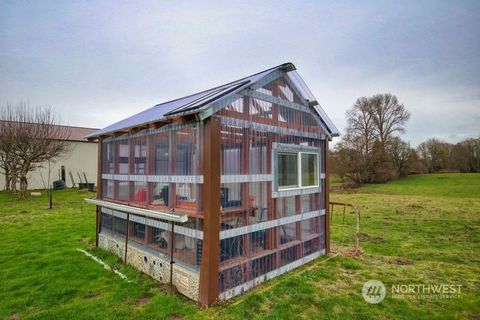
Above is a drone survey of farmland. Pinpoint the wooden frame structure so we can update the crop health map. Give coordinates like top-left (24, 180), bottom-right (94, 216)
top-left (86, 63), bottom-right (339, 305)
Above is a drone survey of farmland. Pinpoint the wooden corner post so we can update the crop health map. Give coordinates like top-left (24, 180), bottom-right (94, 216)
top-left (199, 116), bottom-right (221, 306)
top-left (96, 139), bottom-right (103, 248)
top-left (324, 139), bottom-right (330, 253)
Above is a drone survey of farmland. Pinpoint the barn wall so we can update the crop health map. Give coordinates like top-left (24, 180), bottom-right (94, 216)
top-left (0, 141), bottom-right (98, 190)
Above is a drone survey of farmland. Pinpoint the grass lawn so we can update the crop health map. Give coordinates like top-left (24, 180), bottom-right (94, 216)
top-left (0, 173), bottom-right (479, 319)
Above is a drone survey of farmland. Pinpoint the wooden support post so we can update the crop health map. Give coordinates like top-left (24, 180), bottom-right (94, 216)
top-left (199, 116), bottom-right (221, 306)
top-left (147, 134), bottom-right (155, 206)
top-left (168, 130), bottom-right (176, 209)
top-left (129, 139), bottom-right (135, 203)
top-left (96, 140), bottom-right (103, 247)
top-left (170, 221), bottom-right (175, 293)
top-left (295, 195), bottom-right (303, 258)
top-left (266, 132), bottom-right (279, 268)
top-left (324, 140), bottom-right (330, 253)
top-left (241, 117), bottom-right (250, 283)
top-left (124, 212), bottom-right (130, 265)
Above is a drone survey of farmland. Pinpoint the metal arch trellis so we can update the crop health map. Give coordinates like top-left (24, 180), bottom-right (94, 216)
top-left (329, 201), bottom-right (361, 255)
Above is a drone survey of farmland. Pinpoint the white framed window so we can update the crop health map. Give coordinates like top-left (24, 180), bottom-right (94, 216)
top-left (273, 143), bottom-right (321, 197)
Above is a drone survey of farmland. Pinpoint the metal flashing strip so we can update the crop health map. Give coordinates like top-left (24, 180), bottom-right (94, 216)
top-left (242, 88), bottom-right (311, 112)
top-left (219, 249), bottom-right (326, 301)
top-left (220, 116), bottom-right (324, 140)
top-left (101, 174), bottom-right (204, 184)
top-left (283, 72), bottom-right (310, 105)
top-left (86, 198), bottom-right (188, 223)
top-left (242, 88), bottom-right (333, 138)
top-left (248, 69), bottom-right (284, 90)
top-left (199, 69), bottom-right (285, 121)
top-left (199, 93), bottom-right (242, 120)
top-left (272, 142), bottom-right (319, 152)
top-left (219, 209), bottom-right (325, 240)
top-left (272, 186), bottom-right (320, 198)
top-left (220, 174), bottom-right (273, 184)
top-left (101, 207), bottom-right (203, 240)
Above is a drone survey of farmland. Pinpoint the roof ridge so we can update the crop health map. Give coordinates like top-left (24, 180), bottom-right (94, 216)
top-left (149, 62), bottom-right (293, 109)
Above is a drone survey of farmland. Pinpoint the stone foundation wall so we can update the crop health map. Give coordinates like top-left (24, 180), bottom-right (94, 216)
top-left (98, 232), bottom-right (200, 301)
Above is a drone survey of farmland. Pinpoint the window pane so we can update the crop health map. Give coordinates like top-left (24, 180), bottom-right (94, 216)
top-left (118, 143), bottom-right (129, 174)
top-left (301, 153), bottom-right (318, 187)
top-left (278, 153), bottom-right (298, 188)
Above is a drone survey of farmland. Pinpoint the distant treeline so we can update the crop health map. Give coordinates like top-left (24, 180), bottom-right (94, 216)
top-left (330, 94), bottom-right (479, 184)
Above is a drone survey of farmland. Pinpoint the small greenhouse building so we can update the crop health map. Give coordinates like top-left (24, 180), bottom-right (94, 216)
top-left (85, 63), bottom-right (339, 305)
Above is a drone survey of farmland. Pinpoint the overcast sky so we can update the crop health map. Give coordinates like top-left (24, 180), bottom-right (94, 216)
top-left (1, 1), bottom-right (479, 146)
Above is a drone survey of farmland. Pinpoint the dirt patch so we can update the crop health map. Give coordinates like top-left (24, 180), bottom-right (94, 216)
top-left (390, 257), bottom-right (413, 265)
top-left (134, 297), bottom-right (151, 306)
top-left (158, 283), bottom-right (178, 293)
top-left (343, 248), bottom-right (363, 257)
top-left (406, 204), bottom-right (424, 210)
top-left (9, 314), bottom-right (20, 320)
top-left (169, 316), bottom-right (184, 320)
top-left (85, 291), bottom-right (104, 300)
top-left (79, 236), bottom-right (90, 243)
top-left (358, 232), bottom-right (385, 243)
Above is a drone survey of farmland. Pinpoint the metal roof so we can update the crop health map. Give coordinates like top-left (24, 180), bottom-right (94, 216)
top-left (86, 63), bottom-right (340, 139)
top-left (0, 121), bottom-right (98, 142)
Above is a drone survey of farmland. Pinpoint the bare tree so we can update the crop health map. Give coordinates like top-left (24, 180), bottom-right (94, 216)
top-left (0, 102), bottom-right (71, 198)
top-left (417, 138), bottom-right (451, 173)
top-left (335, 93), bottom-right (410, 184)
top-left (345, 97), bottom-right (376, 155)
top-left (387, 137), bottom-right (415, 177)
top-left (370, 94), bottom-right (410, 150)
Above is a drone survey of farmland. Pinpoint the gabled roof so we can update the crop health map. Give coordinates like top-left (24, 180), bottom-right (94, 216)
top-left (86, 63), bottom-right (339, 139)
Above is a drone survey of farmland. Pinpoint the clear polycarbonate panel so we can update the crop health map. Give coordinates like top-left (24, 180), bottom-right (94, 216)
top-left (247, 182), bottom-right (268, 224)
top-left (117, 181), bottom-right (129, 201)
top-left (99, 121), bottom-right (204, 273)
top-left (256, 75), bottom-right (303, 104)
top-left (277, 152), bottom-right (298, 188)
top-left (100, 122), bottom-right (203, 214)
top-left (133, 181), bottom-right (148, 206)
top-left (279, 223), bottom-right (297, 245)
top-left (134, 137), bottom-right (147, 174)
top-left (102, 180), bottom-right (114, 198)
top-left (285, 70), bottom-right (317, 103)
top-left (301, 153), bottom-right (318, 187)
top-left (277, 196), bottom-right (296, 218)
top-left (216, 84), bottom-right (326, 295)
top-left (151, 182), bottom-right (169, 207)
top-left (118, 141), bottom-right (130, 174)
top-left (103, 141), bottom-right (115, 174)
top-left (100, 210), bottom-right (203, 269)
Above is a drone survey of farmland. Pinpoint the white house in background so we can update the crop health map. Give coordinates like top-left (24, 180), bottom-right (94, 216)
top-left (0, 125), bottom-right (99, 190)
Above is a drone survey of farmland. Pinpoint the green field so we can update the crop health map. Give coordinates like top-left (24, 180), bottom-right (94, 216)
top-left (0, 174), bottom-right (479, 319)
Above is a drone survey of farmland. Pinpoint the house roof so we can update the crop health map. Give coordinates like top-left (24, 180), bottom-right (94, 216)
top-left (0, 121), bottom-right (98, 142)
top-left (86, 63), bottom-right (339, 139)
top-left (61, 125), bottom-right (99, 142)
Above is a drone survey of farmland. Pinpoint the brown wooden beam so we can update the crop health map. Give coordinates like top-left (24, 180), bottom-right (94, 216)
top-left (96, 139), bottom-right (103, 247)
top-left (198, 116), bottom-right (221, 306)
top-left (324, 139), bottom-right (330, 253)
